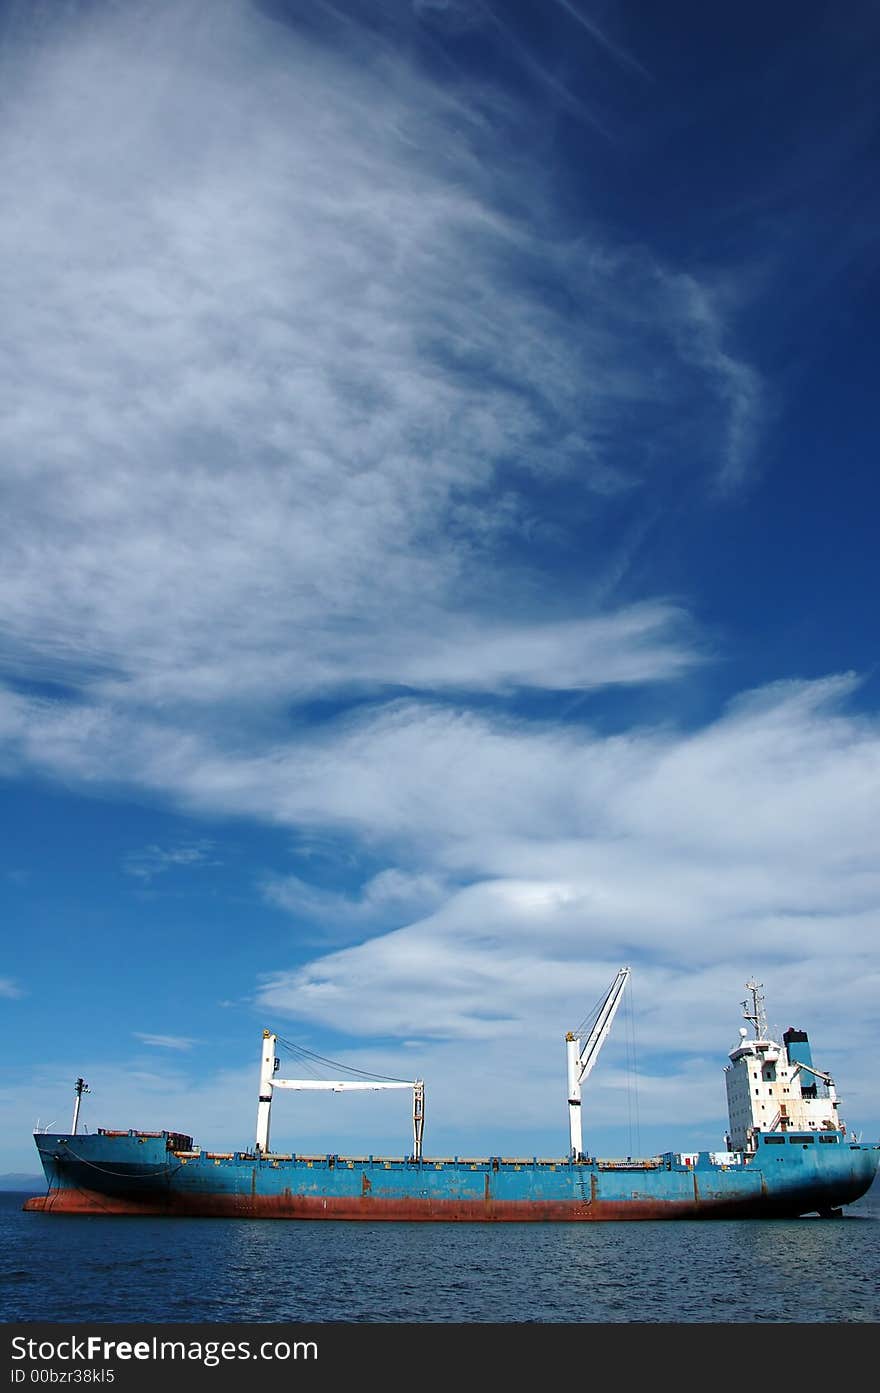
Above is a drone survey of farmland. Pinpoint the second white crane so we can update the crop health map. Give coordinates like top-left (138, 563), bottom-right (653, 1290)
top-left (566, 966), bottom-right (630, 1160)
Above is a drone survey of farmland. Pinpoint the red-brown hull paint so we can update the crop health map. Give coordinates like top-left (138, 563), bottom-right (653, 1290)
top-left (22, 1187), bottom-right (796, 1222)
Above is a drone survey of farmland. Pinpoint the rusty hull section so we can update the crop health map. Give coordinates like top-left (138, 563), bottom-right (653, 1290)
top-left (22, 1185), bottom-right (811, 1221)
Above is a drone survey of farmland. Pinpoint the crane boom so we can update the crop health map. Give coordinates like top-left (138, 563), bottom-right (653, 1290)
top-left (566, 967), bottom-right (630, 1160)
top-left (255, 1031), bottom-right (425, 1159)
top-left (791, 1060), bottom-right (834, 1086)
top-left (271, 1079), bottom-right (416, 1092)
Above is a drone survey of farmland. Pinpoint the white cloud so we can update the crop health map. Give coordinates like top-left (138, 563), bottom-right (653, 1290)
top-left (0, 0), bottom-right (756, 719)
top-left (0, 977), bottom-right (24, 999)
top-left (133, 1033), bottom-right (198, 1051)
top-left (262, 867), bottom-right (448, 938)
top-left (384, 605), bottom-right (701, 692)
top-left (547, 0), bottom-right (650, 77)
top-left (1, 674), bottom-right (877, 898)
top-left (123, 840), bottom-right (218, 881)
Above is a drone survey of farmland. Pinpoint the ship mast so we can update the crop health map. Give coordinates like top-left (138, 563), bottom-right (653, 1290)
top-left (741, 978), bottom-right (768, 1040)
top-left (71, 1077), bottom-right (90, 1135)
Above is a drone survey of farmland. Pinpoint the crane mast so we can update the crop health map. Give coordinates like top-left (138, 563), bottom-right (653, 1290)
top-left (566, 967), bottom-right (630, 1160)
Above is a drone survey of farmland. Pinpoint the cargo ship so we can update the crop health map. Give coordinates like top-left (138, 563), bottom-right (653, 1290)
top-left (23, 974), bottom-right (879, 1221)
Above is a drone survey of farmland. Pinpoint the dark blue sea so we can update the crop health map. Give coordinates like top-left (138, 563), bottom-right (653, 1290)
top-left (2, 1178), bottom-right (879, 1325)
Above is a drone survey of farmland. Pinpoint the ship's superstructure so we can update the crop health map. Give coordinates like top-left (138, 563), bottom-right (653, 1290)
top-left (724, 980), bottom-right (844, 1151)
top-left (23, 975), bottom-right (879, 1222)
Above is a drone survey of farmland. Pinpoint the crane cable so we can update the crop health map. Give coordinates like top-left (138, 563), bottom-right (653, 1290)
top-left (274, 1036), bottom-right (412, 1085)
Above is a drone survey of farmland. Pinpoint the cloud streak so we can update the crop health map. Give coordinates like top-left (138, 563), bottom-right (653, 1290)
top-left (133, 1033), bottom-right (198, 1051)
top-left (123, 841), bottom-right (218, 881)
top-left (547, 0), bottom-right (651, 78)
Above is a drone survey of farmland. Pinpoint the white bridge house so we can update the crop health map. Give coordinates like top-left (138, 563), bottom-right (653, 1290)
top-left (724, 980), bottom-right (844, 1151)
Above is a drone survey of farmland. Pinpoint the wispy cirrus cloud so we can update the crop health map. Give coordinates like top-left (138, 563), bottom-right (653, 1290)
top-left (0, 977), bottom-right (25, 1000)
top-left (262, 868), bottom-right (448, 940)
top-left (547, 0), bottom-right (650, 76)
top-left (133, 1033), bottom-right (198, 1051)
top-left (0, 0), bottom-right (758, 723)
top-left (1, 674), bottom-right (876, 884)
top-left (123, 840), bottom-right (218, 882)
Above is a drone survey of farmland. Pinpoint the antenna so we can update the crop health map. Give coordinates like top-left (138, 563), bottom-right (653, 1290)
top-left (741, 979), bottom-right (768, 1040)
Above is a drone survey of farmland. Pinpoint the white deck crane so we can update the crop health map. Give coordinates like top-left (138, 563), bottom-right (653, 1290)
top-left (790, 1059), bottom-right (837, 1093)
top-left (566, 967), bottom-right (630, 1160)
top-left (255, 1031), bottom-right (425, 1160)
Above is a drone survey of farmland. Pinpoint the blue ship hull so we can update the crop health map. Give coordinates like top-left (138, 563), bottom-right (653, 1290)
top-left (24, 1128), bottom-right (879, 1221)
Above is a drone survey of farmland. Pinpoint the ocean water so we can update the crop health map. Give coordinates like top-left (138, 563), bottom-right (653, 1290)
top-left (2, 1180), bottom-right (879, 1324)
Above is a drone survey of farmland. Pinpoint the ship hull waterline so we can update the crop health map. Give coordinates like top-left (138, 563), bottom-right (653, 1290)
top-left (21, 1190), bottom-right (866, 1221)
